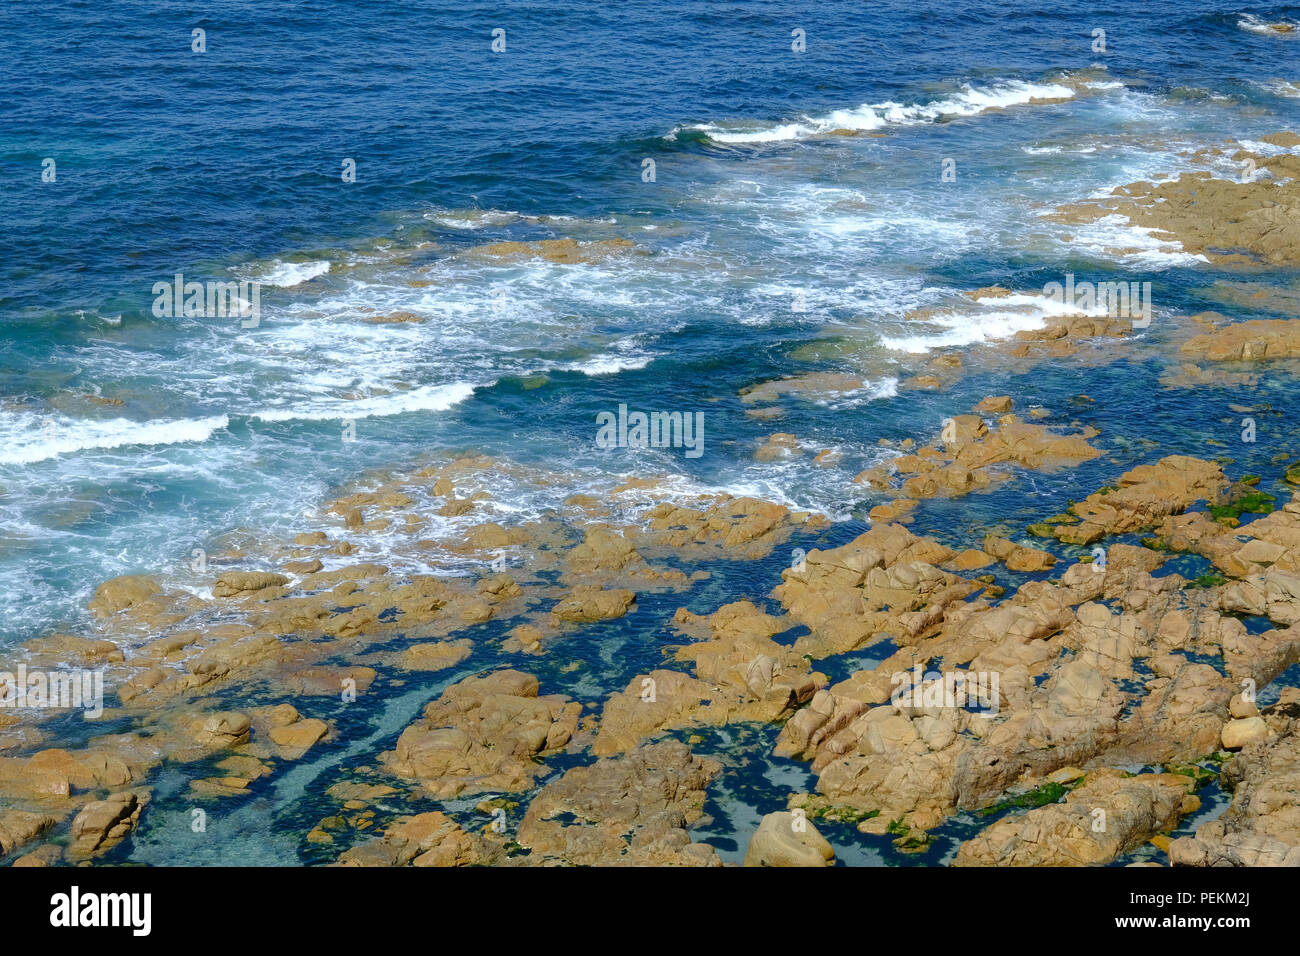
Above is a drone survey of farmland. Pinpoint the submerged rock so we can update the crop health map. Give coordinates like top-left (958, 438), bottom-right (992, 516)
top-left (1183, 319), bottom-right (1300, 362)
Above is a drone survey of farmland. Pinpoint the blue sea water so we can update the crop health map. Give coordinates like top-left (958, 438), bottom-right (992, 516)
top-left (0, 0), bottom-right (1298, 652)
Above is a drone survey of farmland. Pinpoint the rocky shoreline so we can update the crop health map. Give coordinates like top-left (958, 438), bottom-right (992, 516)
top-left (5, 430), bottom-right (1298, 866)
top-left (6, 140), bottom-right (1300, 867)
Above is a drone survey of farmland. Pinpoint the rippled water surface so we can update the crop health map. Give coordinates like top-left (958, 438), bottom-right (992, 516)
top-left (1, 0), bottom-right (1298, 645)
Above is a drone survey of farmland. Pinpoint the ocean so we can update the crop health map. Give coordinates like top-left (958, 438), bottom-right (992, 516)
top-left (3, 0), bottom-right (1296, 642)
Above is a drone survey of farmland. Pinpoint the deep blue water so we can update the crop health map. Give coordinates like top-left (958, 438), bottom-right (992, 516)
top-left (1, 0), bottom-right (1298, 644)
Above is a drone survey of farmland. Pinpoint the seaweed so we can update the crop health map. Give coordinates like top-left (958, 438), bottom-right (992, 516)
top-left (1207, 490), bottom-right (1275, 523)
top-left (978, 780), bottom-right (1074, 816)
top-left (1164, 762), bottom-right (1219, 789)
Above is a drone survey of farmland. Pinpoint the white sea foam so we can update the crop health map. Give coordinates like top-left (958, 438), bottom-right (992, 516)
top-left (672, 441), bottom-right (902, 523)
top-left (823, 376), bottom-right (900, 406)
top-left (985, 292), bottom-right (1107, 317)
top-left (552, 352), bottom-right (657, 376)
top-left (678, 79), bottom-right (1078, 145)
top-left (1058, 213), bottom-right (1211, 267)
top-left (1023, 143), bottom-right (1100, 155)
top-left (878, 290), bottom-right (1117, 354)
top-left (72, 308), bottom-right (123, 326)
top-left (1253, 78), bottom-right (1300, 97)
top-left (0, 414), bottom-right (231, 465)
top-left (1236, 137), bottom-right (1300, 156)
top-left (1238, 13), bottom-right (1298, 35)
top-left (255, 259), bottom-right (331, 287)
top-left (424, 208), bottom-right (520, 229)
top-left (881, 308), bottom-right (1048, 353)
top-left (701, 122), bottom-right (820, 144)
top-left (248, 381), bottom-right (478, 423)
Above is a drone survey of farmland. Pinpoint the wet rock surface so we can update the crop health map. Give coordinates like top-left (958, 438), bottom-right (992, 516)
top-left (8, 239), bottom-right (1300, 868)
top-left (515, 741), bottom-right (722, 866)
top-left (1052, 136), bottom-right (1300, 266)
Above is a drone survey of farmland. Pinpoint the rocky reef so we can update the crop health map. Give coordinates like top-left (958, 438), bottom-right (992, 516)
top-left (6, 135), bottom-right (1300, 869)
top-left (5, 418), bottom-right (1300, 867)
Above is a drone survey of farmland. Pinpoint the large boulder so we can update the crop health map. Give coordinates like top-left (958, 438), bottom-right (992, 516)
top-left (67, 791), bottom-right (146, 859)
top-left (743, 811), bottom-right (835, 867)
